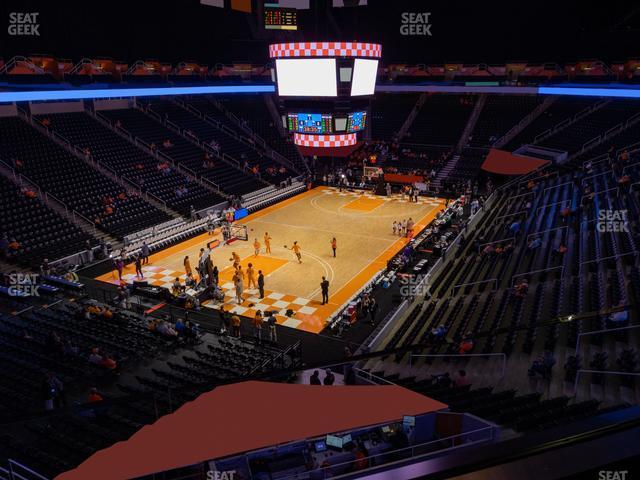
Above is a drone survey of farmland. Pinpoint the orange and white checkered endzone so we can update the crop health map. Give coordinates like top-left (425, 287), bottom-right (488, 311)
top-left (294, 133), bottom-right (357, 148)
top-left (269, 42), bottom-right (382, 58)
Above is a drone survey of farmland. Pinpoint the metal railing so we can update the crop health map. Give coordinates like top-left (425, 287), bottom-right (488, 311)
top-left (527, 225), bottom-right (568, 241)
top-left (582, 170), bottom-right (613, 185)
top-left (579, 251), bottom-right (639, 273)
top-left (479, 237), bottom-right (515, 249)
top-left (536, 199), bottom-right (572, 215)
top-left (511, 265), bottom-right (565, 285)
top-left (574, 324), bottom-right (640, 353)
top-left (408, 352), bottom-right (507, 377)
top-left (450, 278), bottom-right (498, 297)
top-left (573, 370), bottom-right (640, 396)
top-left (496, 210), bottom-right (528, 221)
top-left (280, 424), bottom-right (495, 480)
top-left (543, 181), bottom-right (573, 193)
top-left (0, 460), bottom-right (49, 480)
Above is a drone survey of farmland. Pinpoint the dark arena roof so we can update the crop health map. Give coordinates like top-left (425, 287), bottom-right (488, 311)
top-left (1, 1), bottom-right (640, 480)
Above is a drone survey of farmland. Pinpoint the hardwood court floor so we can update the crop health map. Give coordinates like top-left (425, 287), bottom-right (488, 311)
top-left (96, 187), bottom-right (445, 333)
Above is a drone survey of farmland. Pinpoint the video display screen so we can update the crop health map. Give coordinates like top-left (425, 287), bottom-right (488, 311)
top-left (346, 111), bottom-right (367, 132)
top-left (264, 4), bottom-right (298, 30)
top-left (350, 58), bottom-right (378, 96)
top-left (288, 113), bottom-right (333, 134)
top-left (276, 58), bottom-right (338, 97)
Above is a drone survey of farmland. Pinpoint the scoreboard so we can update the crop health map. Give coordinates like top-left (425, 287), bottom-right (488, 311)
top-left (287, 113), bottom-right (333, 134)
top-left (347, 111), bottom-right (366, 132)
top-left (264, 4), bottom-right (298, 31)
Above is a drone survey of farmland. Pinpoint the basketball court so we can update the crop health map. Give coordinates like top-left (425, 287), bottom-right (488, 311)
top-left (96, 187), bottom-right (445, 333)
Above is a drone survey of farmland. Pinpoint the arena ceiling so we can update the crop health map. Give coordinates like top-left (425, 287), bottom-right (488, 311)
top-left (1, 0), bottom-right (638, 66)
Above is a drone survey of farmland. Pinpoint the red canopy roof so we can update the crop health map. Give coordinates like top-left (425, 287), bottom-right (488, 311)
top-left (57, 381), bottom-right (447, 480)
top-left (481, 148), bottom-right (550, 175)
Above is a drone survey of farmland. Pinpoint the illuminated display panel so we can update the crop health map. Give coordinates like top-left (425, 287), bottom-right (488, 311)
top-left (350, 58), bottom-right (379, 96)
top-left (346, 111), bottom-right (367, 132)
top-left (276, 58), bottom-right (337, 97)
top-left (264, 4), bottom-right (298, 30)
top-left (287, 113), bottom-right (333, 134)
top-left (293, 133), bottom-right (357, 147)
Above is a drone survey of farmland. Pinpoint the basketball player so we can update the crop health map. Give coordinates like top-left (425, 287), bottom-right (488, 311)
top-left (264, 232), bottom-right (272, 254)
top-left (246, 262), bottom-right (257, 289)
top-left (406, 217), bottom-right (415, 238)
top-left (290, 241), bottom-right (302, 264)
top-left (330, 237), bottom-right (337, 258)
top-left (233, 271), bottom-right (244, 304)
top-left (392, 221), bottom-right (398, 236)
top-left (253, 238), bottom-right (260, 257)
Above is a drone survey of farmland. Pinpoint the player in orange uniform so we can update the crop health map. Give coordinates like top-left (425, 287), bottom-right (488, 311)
top-left (264, 232), bottom-right (272, 254)
top-left (246, 262), bottom-right (257, 289)
top-left (290, 241), bottom-right (302, 264)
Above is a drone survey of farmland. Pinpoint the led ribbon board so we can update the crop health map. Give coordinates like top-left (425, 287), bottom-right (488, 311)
top-left (269, 42), bottom-right (382, 59)
top-left (293, 133), bottom-right (357, 147)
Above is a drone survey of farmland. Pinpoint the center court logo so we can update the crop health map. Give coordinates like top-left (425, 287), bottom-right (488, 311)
top-left (8, 12), bottom-right (40, 36)
top-left (400, 12), bottom-right (432, 36)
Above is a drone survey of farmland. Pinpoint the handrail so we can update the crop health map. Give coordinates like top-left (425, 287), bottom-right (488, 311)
top-left (201, 176), bottom-right (221, 193)
top-left (72, 210), bottom-right (96, 233)
top-left (512, 265), bottom-right (564, 284)
top-left (574, 324), bottom-right (640, 353)
top-left (573, 370), bottom-right (640, 396)
top-left (353, 368), bottom-right (398, 385)
top-left (166, 119), bottom-right (181, 133)
top-left (580, 186), bottom-right (618, 202)
top-left (579, 251), bottom-right (638, 272)
top-left (496, 209), bottom-right (528, 221)
top-left (6, 459), bottom-right (50, 480)
top-left (536, 199), bottom-right (572, 214)
top-left (508, 190), bottom-right (535, 201)
top-left (279, 425), bottom-right (495, 480)
top-left (183, 129), bottom-right (200, 145)
top-left (583, 153), bottom-right (610, 168)
top-left (543, 181), bottom-right (573, 193)
top-left (203, 114), bottom-right (221, 128)
top-left (43, 191), bottom-right (68, 214)
top-left (527, 225), bottom-right (567, 241)
top-left (451, 278), bottom-right (498, 297)
top-left (622, 160), bottom-right (640, 174)
top-left (121, 175), bottom-right (141, 190)
top-left (408, 353), bottom-right (507, 377)
top-left (146, 191), bottom-right (167, 210)
top-left (581, 170), bottom-right (613, 184)
top-left (146, 108), bottom-right (162, 122)
top-left (479, 237), bottom-right (515, 249)
top-left (516, 170), bottom-right (559, 188)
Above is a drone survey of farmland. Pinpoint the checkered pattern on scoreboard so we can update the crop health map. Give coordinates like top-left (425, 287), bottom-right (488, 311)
top-left (112, 266), bottom-right (318, 331)
top-left (294, 133), bottom-right (357, 148)
top-left (269, 42), bottom-right (382, 58)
